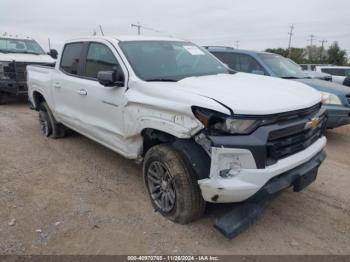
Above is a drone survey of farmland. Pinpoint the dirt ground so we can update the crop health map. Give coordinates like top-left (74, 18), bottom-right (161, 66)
top-left (0, 102), bottom-right (349, 255)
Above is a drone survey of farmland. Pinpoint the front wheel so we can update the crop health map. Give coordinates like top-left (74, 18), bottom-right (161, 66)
top-left (143, 144), bottom-right (206, 224)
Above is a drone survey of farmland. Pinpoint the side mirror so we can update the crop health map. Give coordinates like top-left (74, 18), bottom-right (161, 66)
top-left (97, 69), bottom-right (125, 87)
top-left (48, 49), bottom-right (58, 59)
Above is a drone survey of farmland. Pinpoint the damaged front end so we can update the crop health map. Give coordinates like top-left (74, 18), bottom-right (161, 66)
top-left (189, 104), bottom-right (327, 239)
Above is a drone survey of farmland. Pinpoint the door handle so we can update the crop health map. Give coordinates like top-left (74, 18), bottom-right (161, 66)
top-left (53, 82), bottom-right (61, 88)
top-left (77, 89), bottom-right (87, 96)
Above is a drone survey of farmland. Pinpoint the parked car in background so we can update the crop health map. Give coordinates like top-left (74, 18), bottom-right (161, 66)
top-left (300, 64), bottom-right (333, 71)
top-left (206, 47), bottom-right (350, 129)
top-left (0, 35), bottom-right (57, 104)
top-left (304, 70), bottom-right (332, 82)
top-left (27, 36), bottom-right (327, 237)
top-left (316, 66), bottom-right (350, 87)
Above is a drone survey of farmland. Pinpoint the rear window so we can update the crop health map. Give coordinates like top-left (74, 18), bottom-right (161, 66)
top-left (60, 43), bottom-right (83, 75)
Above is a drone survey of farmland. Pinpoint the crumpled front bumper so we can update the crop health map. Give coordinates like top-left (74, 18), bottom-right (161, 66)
top-left (198, 137), bottom-right (327, 203)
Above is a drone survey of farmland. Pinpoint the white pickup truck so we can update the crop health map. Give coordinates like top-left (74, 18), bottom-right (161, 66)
top-left (27, 36), bottom-right (327, 231)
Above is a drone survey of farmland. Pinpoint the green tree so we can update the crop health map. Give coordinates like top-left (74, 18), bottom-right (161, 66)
top-left (327, 42), bottom-right (348, 65)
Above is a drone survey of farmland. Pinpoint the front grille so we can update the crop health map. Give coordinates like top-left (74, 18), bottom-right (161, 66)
top-left (266, 108), bottom-right (327, 165)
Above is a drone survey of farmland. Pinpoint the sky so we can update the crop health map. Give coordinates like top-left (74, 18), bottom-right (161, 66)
top-left (1, 0), bottom-right (349, 55)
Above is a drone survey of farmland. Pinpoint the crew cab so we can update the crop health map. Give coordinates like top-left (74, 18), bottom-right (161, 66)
top-left (207, 47), bottom-right (350, 129)
top-left (0, 35), bottom-right (56, 104)
top-left (27, 36), bottom-right (327, 231)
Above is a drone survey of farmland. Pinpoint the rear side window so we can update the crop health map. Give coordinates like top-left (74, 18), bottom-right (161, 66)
top-left (321, 68), bottom-right (346, 76)
top-left (60, 43), bottom-right (83, 75)
top-left (83, 43), bottom-right (120, 79)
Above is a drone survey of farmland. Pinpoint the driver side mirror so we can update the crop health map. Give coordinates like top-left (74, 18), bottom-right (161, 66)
top-left (97, 68), bottom-right (125, 87)
top-left (48, 49), bottom-right (58, 59)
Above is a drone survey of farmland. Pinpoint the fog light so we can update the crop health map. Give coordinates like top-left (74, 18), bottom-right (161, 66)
top-left (219, 162), bottom-right (241, 178)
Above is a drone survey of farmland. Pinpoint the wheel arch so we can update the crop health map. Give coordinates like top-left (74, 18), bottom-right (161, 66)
top-left (141, 128), bottom-right (210, 180)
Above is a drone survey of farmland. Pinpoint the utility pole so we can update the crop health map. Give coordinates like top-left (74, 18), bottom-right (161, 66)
top-left (319, 39), bottom-right (327, 62)
top-left (235, 40), bottom-right (239, 49)
top-left (287, 25), bottom-right (294, 58)
top-left (308, 34), bottom-right (316, 46)
top-left (319, 39), bottom-right (327, 49)
top-left (99, 25), bottom-right (104, 36)
top-left (131, 22), bottom-right (142, 35)
top-left (48, 38), bottom-right (51, 50)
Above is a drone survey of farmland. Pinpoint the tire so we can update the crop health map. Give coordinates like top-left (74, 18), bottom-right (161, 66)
top-left (38, 102), bottom-right (66, 139)
top-left (343, 77), bottom-right (350, 87)
top-left (143, 144), bottom-right (206, 224)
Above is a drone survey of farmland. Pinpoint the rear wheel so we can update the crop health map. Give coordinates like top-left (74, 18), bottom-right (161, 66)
top-left (143, 144), bottom-right (206, 224)
top-left (38, 102), bottom-right (66, 138)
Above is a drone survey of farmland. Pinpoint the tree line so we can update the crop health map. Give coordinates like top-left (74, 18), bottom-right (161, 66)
top-left (265, 42), bottom-right (349, 65)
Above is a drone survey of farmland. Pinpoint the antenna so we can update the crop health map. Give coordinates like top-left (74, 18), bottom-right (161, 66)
top-left (99, 25), bottom-right (104, 36)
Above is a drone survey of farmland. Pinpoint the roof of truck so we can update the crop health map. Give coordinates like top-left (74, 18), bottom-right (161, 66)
top-left (67, 35), bottom-right (185, 43)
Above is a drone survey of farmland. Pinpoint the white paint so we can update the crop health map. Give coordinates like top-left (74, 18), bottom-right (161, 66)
top-left (27, 36), bottom-right (326, 204)
top-left (199, 137), bottom-right (326, 203)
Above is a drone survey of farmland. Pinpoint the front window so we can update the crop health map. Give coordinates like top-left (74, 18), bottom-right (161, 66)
top-left (119, 41), bottom-right (228, 81)
top-left (258, 53), bottom-right (309, 79)
top-left (0, 38), bottom-right (45, 55)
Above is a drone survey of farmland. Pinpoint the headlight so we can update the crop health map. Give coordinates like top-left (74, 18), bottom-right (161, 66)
top-left (320, 92), bottom-right (342, 105)
top-left (193, 107), bottom-right (261, 135)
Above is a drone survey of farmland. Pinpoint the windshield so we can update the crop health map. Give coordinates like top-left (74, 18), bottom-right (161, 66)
top-left (258, 53), bottom-right (309, 79)
top-left (0, 38), bottom-right (45, 55)
top-left (119, 41), bottom-right (228, 81)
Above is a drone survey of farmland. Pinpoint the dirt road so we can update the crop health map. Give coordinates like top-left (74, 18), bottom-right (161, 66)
top-left (0, 102), bottom-right (349, 254)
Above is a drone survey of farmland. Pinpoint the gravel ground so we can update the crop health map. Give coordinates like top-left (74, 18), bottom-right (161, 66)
top-left (0, 102), bottom-right (349, 255)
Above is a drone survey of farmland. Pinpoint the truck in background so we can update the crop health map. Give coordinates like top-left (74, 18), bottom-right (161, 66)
top-left (0, 35), bottom-right (57, 104)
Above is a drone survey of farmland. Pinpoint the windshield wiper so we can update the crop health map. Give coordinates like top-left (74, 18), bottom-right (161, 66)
top-left (146, 78), bottom-right (178, 82)
top-left (281, 76), bottom-right (299, 79)
top-left (19, 51), bottom-right (40, 55)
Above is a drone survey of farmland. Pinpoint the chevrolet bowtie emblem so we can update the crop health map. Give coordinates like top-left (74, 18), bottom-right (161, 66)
top-left (306, 118), bottom-right (319, 129)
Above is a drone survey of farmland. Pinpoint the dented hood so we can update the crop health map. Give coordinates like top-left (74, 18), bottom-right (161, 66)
top-left (178, 73), bottom-right (321, 115)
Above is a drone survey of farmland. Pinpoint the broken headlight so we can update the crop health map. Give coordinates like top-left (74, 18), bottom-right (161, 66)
top-left (193, 107), bottom-right (261, 135)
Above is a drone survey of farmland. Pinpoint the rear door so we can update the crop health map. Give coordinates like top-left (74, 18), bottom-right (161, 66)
top-left (51, 42), bottom-right (86, 130)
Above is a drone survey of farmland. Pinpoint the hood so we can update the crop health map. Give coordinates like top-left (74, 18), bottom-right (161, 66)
top-left (294, 78), bottom-right (350, 96)
top-left (0, 53), bottom-right (55, 64)
top-left (177, 73), bottom-right (321, 115)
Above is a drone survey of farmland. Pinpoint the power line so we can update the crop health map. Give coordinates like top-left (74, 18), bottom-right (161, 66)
top-left (287, 24), bottom-right (294, 57)
top-left (131, 22), bottom-right (172, 37)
